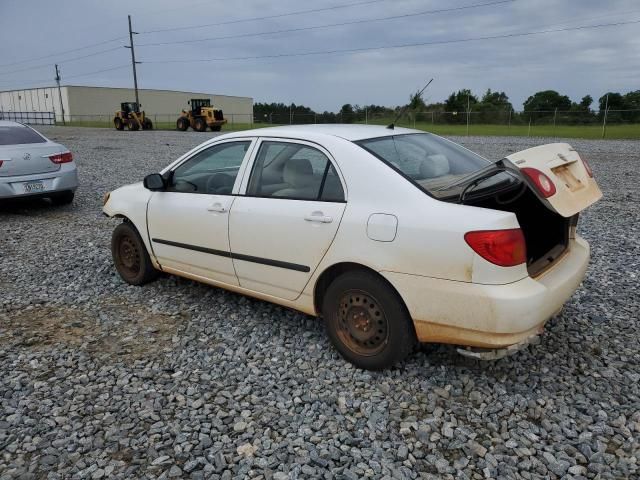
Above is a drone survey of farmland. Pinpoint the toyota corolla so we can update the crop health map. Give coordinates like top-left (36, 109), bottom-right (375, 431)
top-left (103, 125), bottom-right (601, 370)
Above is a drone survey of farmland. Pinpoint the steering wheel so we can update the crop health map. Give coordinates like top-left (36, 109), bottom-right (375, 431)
top-left (206, 173), bottom-right (233, 194)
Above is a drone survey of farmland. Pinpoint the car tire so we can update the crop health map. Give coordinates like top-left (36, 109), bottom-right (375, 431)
top-left (114, 117), bottom-right (124, 130)
top-left (176, 117), bottom-right (189, 131)
top-left (51, 190), bottom-right (75, 205)
top-left (111, 222), bottom-right (159, 286)
top-left (323, 270), bottom-right (417, 370)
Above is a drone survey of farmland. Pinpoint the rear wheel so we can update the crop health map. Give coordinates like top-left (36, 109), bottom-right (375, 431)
top-left (111, 222), bottom-right (159, 285)
top-left (51, 190), bottom-right (74, 205)
top-left (193, 117), bottom-right (207, 132)
top-left (114, 117), bottom-right (124, 130)
top-left (210, 125), bottom-right (222, 132)
top-left (323, 270), bottom-right (416, 370)
top-left (127, 118), bottom-right (140, 131)
top-left (176, 117), bottom-right (189, 131)
top-left (143, 118), bottom-right (153, 130)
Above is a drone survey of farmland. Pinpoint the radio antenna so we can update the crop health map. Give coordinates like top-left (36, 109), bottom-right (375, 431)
top-left (387, 78), bottom-right (434, 129)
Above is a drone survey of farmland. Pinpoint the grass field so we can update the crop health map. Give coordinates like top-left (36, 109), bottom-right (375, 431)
top-left (58, 120), bottom-right (639, 139)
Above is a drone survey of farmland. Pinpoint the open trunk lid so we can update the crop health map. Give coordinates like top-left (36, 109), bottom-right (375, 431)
top-left (504, 143), bottom-right (602, 218)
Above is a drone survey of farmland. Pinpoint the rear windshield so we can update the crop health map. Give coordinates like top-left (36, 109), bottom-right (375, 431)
top-left (0, 125), bottom-right (46, 145)
top-left (356, 133), bottom-right (491, 194)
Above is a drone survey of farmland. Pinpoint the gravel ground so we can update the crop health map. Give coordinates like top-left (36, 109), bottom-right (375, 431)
top-left (1, 127), bottom-right (638, 480)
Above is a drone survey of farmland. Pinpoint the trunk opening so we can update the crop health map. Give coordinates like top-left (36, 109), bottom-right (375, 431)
top-left (461, 179), bottom-right (571, 277)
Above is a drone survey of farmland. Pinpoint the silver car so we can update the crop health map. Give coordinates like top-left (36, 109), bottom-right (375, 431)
top-left (0, 121), bottom-right (78, 204)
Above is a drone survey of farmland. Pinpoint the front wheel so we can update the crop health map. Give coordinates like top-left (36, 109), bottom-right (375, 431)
top-left (176, 117), bottom-right (189, 131)
top-left (111, 222), bottom-right (159, 285)
top-left (127, 119), bottom-right (140, 131)
top-left (114, 117), bottom-right (124, 130)
top-left (323, 270), bottom-right (416, 370)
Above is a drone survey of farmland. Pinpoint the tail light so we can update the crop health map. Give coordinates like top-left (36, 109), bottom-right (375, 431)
top-left (464, 229), bottom-right (527, 267)
top-left (521, 167), bottom-right (556, 198)
top-left (580, 155), bottom-right (594, 178)
top-left (49, 152), bottom-right (73, 164)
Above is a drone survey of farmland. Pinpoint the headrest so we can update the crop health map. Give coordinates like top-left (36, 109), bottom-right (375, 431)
top-left (283, 158), bottom-right (313, 187)
top-left (419, 154), bottom-right (450, 178)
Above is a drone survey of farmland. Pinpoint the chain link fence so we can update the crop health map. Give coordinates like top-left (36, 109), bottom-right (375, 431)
top-left (53, 109), bottom-right (639, 139)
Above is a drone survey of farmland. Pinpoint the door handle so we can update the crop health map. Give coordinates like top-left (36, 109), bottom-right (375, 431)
top-left (207, 202), bottom-right (227, 213)
top-left (304, 211), bottom-right (333, 223)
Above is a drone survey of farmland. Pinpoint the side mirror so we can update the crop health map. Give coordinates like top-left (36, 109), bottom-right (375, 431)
top-left (143, 173), bottom-right (166, 191)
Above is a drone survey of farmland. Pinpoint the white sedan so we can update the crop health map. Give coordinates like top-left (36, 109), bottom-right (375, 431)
top-left (103, 125), bottom-right (601, 369)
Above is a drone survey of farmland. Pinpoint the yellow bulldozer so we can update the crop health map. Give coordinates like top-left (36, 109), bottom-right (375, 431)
top-left (176, 99), bottom-right (226, 132)
top-left (114, 102), bottom-right (153, 131)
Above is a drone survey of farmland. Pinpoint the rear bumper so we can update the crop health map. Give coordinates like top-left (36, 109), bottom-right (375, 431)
top-left (381, 235), bottom-right (590, 348)
top-left (0, 163), bottom-right (78, 199)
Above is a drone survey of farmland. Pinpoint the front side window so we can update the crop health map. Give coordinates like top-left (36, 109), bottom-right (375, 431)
top-left (0, 125), bottom-right (46, 145)
top-left (356, 133), bottom-right (491, 194)
top-left (246, 141), bottom-right (345, 202)
top-left (169, 141), bottom-right (251, 194)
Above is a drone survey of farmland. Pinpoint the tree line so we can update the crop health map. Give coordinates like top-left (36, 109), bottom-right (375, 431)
top-left (254, 89), bottom-right (640, 125)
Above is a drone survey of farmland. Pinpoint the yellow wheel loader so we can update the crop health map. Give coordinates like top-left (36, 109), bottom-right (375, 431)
top-left (176, 99), bottom-right (226, 132)
top-left (114, 102), bottom-right (153, 131)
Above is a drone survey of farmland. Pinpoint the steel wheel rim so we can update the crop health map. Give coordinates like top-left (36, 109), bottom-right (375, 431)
top-left (336, 290), bottom-right (389, 356)
top-left (117, 235), bottom-right (141, 278)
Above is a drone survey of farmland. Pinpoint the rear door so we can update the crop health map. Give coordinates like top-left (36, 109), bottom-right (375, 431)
top-left (505, 143), bottom-right (602, 217)
top-left (228, 139), bottom-right (347, 300)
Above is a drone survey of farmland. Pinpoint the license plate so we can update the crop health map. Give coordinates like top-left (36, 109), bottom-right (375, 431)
top-left (23, 181), bottom-right (45, 193)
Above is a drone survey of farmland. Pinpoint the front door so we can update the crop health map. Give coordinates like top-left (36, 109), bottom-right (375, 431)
top-left (147, 140), bottom-right (254, 285)
top-left (229, 139), bottom-right (347, 300)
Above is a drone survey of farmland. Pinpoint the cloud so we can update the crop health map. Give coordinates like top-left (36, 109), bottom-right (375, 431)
top-left (1, 0), bottom-right (638, 110)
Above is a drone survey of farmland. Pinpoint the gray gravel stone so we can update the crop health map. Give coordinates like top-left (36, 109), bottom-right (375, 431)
top-left (1, 127), bottom-right (638, 480)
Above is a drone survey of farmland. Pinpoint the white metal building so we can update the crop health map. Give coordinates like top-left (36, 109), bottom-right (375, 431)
top-left (0, 85), bottom-right (253, 123)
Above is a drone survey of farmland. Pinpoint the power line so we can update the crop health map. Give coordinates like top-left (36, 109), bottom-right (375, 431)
top-left (0, 37), bottom-right (126, 69)
top-left (0, 64), bottom-right (131, 91)
top-left (142, 19), bottom-right (640, 64)
top-left (139, 0), bottom-right (393, 34)
top-left (138, 0), bottom-right (515, 47)
top-left (0, 47), bottom-right (123, 76)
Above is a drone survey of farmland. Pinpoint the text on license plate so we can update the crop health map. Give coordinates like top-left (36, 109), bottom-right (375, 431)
top-left (23, 181), bottom-right (45, 193)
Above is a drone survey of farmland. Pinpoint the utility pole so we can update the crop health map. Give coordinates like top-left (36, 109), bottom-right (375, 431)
top-left (466, 93), bottom-right (471, 136)
top-left (125, 15), bottom-right (140, 107)
top-left (54, 64), bottom-right (65, 125)
top-left (602, 94), bottom-right (609, 139)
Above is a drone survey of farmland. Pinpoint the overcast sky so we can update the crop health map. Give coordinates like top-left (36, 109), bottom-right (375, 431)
top-left (1, 0), bottom-right (638, 111)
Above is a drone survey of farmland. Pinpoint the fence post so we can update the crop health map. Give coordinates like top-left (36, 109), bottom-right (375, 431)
top-left (528, 117), bottom-right (532, 137)
top-left (553, 108), bottom-right (558, 137)
top-left (508, 109), bottom-right (512, 130)
top-left (466, 94), bottom-right (471, 136)
top-left (602, 94), bottom-right (609, 139)
top-left (365, 108), bottom-right (368, 125)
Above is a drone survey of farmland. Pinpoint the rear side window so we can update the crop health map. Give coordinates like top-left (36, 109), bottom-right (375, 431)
top-left (247, 141), bottom-right (345, 202)
top-left (356, 133), bottom-right (490, 193)
top-left (0, 125), bottom-right (46, 145)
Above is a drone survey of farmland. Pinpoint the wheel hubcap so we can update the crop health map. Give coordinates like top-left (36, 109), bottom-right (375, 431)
top-left (117, 235), bottom-right (140, 277)
top-left (337, 291), bottom-right (388, 356)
